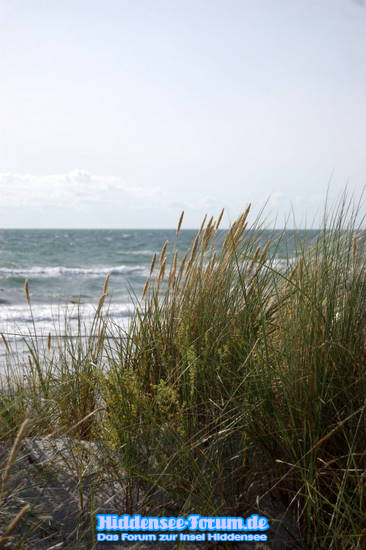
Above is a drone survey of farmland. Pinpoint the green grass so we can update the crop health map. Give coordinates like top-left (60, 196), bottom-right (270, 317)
top-left (1, 194), bottom-right (365, 548)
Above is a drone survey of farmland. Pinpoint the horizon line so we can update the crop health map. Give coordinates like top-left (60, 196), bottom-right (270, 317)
top-left (0, 226), bottom-right (322, 231)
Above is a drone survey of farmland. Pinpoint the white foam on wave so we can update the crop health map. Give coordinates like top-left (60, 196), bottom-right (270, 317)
top-left (123, 250), bottom-right (155, 256)
top-left (0, 302), bottom-right (134, 341)
top-left (0, 265), bottom-right (144, 278)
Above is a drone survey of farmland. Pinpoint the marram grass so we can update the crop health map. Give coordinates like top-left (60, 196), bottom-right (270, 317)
top-left (0, 196), bottom-right (365, 549)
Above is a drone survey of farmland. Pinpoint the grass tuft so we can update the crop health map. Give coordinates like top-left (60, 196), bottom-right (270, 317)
top-left (0, 194), bottom-right (365, 548)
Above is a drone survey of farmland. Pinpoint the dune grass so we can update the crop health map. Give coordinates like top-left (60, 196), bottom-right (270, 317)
top-left (0, 195), bottom-right (365, 548)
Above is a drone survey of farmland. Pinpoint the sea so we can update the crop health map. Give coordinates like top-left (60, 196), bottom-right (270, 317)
top-left (0, 228), bottom-right (318, 362)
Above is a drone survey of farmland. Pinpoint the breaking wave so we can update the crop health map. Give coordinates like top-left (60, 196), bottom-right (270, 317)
top-left (0, 265), bottom-right (144, 278)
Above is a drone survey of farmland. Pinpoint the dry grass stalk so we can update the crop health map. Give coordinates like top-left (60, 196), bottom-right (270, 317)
top-left (185, 234), bottom-right (200, 276)
top-left (205, 252), bottom-right (217, 276)
top-left (1, 333), bottom-right (10, 354)
top-left (352, 234), bottom-right (357, 264)
top-left (169, 252), bottom-right (178, 288)
top-left (290, 256), bottom-right (304, 280)
top-left (260, 243), bottom-right (270, 261)
top-left (1, 419), bottom-right (29, 500)
top-left (185, 263), bottom-right (200, 292)
top-left (176, 211), bottom-right (184, 236)
top-left (185, 257), bottom-right (194, 277)
top-left (96, 325), bottom-right (105, 357)
top-left (176, 251), bottom-right (189, 285)
top-left (247, 246), bottom-right (261, 276)
top-left (0, 504), bottom-right (31, 549)
top-left (247, 244), bottom-right (270, 293)
top-left (189, 233), bottom-right (200, 263)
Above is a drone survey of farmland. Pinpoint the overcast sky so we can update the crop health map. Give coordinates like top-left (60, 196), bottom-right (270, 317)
top-left (0, 0), bottom-right (365, 228)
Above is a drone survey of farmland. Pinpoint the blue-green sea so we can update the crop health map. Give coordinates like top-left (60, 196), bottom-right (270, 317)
top-left (0, 229), bottom-right (318, 346)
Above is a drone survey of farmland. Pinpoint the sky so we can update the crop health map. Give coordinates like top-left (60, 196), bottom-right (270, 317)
top-left (0, 0), bottom-right (365, 228)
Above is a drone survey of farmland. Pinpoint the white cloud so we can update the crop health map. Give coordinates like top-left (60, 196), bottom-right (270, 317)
top-left (0, 170), bottom-right (159, 208)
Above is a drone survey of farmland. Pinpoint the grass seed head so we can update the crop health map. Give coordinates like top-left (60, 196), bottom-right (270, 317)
top-left (159, 241), bottom-right (168, 268)
top-left (176, 211), bottom-right (184, 236)
top-left (158, 258), bottom-right (166, 282)
top-left (24, 279), bottom-right (30, 305)
top-left (142, 278), bottom-right (150, 298)
top-left (199, 214), bottom-right (208, 235)
top-left (215, 208), bottom-right (225, 230)
top-left (102, 274), bottom-right (110, 295)
top-left (149, 253), bottom-right (157, 276)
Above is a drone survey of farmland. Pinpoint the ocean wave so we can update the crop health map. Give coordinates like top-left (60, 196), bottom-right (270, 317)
top-left (122, 250), bottom-right (155, 256)
top-left (0, 303), bottom-right (134, 323)
top-left (0, 265), bottom-right (144, 278)
top-left (0, 303), bottom-right (134, 344)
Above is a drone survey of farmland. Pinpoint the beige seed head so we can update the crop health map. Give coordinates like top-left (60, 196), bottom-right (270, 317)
top-left (24, 279), bottom-right (30, 305)
top-left (215, 208), bottom-right (225, 230)
top-left (159, 241), bottom-right (168, 267)
top-left (223, 218), bottom-right (238, 248)
top-left (199, 214), bottom-right (208, 235)
top-left (142, 278), bottom-right (150, 298)
top-left (96, 293), bottom-right (107, 316)
top-left (172, 251), bottom-right (178, 273)
top-left (158, 258), bottom-right (166, 281)
top-left (176, 211), bottom-right (184, 236)
top-left (149, 253), bottom-right (157, 276)
top-left (206, 216), bottom-right (214, 233)
top-left (102, 274), bottom-right (110, 295)
top-left (242, 203), bottom-right (251, 225)
top-left (190, 233), bottom-right (200, 262)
